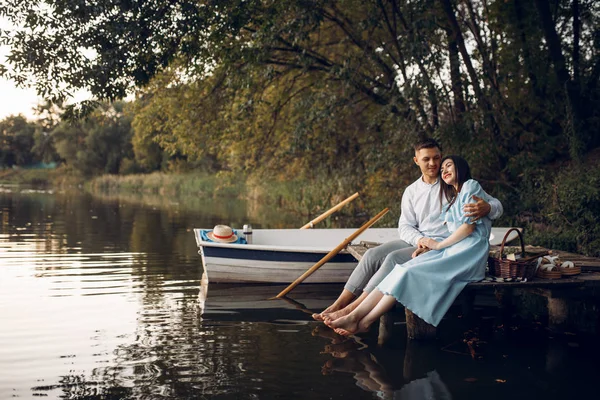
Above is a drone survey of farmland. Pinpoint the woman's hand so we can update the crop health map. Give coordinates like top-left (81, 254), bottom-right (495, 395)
top-left (412, 247), bottom-right (430, 258)
top-left (421, 238), bottom-right (441, 250)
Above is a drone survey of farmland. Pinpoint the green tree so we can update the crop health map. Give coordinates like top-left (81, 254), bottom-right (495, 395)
top-left (52, 102), bottom-right (134, 175)
top-left (30, 100), bottom-right (63, 163)
top-left (2, 1), bottom-right (596, 171)
top-left (0, 115), bottom-right (37, 167)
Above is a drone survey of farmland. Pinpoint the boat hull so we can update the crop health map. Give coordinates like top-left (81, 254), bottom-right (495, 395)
top-left (199, 245), bottom-right (357, 283)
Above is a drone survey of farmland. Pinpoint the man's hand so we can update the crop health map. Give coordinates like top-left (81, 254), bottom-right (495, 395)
top-left (420, 237), bottom-right (441, 250)
top-left (412, 247), bottom-right (430, 258)
top-left (463, 195), bottom-right (490, 222)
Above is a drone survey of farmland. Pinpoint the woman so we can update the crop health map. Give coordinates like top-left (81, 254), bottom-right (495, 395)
top-left (326, 156), bottom-right (492, 335)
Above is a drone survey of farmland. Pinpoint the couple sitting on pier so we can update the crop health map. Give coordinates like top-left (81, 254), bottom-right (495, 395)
top-left (313, 138), bottom-right (504, 335)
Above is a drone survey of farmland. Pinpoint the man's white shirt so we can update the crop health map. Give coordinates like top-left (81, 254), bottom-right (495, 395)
top-left (398, 177), bottom-right (503, 247)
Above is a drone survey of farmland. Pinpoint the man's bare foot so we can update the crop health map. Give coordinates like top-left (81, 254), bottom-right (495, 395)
top-left (311, 303), bottom-right (345, 321)
top-left (311, 313), bottom-right (325, 321)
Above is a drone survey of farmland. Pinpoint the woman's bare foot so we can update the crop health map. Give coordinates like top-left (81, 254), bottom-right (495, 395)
top-left (324, 314), bottom-right (372, 336)
top-left (334, 322), bottom-right (370, 337)
top-left (321, 304), bottom-right (356, 321)
top-left (324, 314), bottom-right (355, 330)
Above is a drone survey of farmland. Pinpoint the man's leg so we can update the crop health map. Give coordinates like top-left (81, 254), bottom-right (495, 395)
top-left (323, 245), bottom-right (416, 320)
top-left (312, 240), bottom-right (411, 320)
top-left (363, 247), bottom-right (416, 292)
top-left (345, 240), bottom-right (413, 295)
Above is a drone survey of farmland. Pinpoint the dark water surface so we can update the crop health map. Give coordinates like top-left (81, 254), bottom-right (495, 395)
top-left (1, 186), bottom-right (598, 399)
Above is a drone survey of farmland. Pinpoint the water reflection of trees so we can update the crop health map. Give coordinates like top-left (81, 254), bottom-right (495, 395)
top-left (0, 188), bottom-right (200, 268)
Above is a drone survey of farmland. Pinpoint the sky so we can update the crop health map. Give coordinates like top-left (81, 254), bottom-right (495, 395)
top-left (0, 43), bottom-right (40, 119)
top-left (0, 51), bottom-right (95, 121)
top-left (0, 44), bottom-right (93, 121)
top-left (0, 42), bottom-right (124, 121)
top-left (0, 77), bottom-right (40, 120)
top-left (0, 15), bottom-right (41, 120)
top-left (0, 16), bottom-right (92, 121)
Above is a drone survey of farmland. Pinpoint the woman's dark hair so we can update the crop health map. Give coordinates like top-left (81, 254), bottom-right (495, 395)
top-left (440, 155), bottom-right (471, 211)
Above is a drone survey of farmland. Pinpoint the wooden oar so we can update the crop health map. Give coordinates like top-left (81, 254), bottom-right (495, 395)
top-left (274, 207), bottom-right (390, 298)
top-left (300, 192), bottom-right (359, 229)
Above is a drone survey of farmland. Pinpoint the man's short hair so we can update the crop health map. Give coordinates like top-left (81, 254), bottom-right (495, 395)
top-left (414, 138), bottom-right (442, 152)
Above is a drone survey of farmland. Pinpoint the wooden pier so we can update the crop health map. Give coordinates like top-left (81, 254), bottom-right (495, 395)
top-left (346, 243), bottom-right (600, 340)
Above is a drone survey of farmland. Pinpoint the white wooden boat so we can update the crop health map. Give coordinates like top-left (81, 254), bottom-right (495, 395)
top-left (193, 227), bottom-right (519, 284)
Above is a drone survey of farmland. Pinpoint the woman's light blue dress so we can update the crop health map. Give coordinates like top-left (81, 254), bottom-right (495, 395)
top-left (377, 179), bottom-right (491, 327)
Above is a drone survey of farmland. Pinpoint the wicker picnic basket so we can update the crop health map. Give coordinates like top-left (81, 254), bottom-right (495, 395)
top-left (488, 228), bottom-right (548, 279)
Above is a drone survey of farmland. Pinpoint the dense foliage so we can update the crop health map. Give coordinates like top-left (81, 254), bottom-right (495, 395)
top-left (0, 116), bottom-right (36, 166)
top-left (0, 102), bottom-right (136, 175)
top-left (0, 0), bottom-right (599, 254)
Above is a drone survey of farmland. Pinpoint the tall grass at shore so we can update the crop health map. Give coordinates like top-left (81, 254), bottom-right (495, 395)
top-left (88, 172), bottom-right (246, 198)
top-left (0, 166), bottom-right (89, 189)
top-left (1, 164), bottom-right (400, 228)
top-left (0, 169), bottom-right (52, 185)
top-left (0, 167), bottom-right (87, 187)
top-left (245, 172), bottom-right (376, 224)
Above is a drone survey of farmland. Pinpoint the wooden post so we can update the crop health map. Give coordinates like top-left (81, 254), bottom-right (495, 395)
top-left (405, 309), bottom-right (437, 340)
top-left (378, 313), bottom-right (393, 345)
top-left (461, 289), bottom-right (476, 319)
top-left (547, 296), bottom-right (569, 332)
top-left (494, 287), bottom-right (515, 324)
top-left (494, 287), bottom-right (512, 309)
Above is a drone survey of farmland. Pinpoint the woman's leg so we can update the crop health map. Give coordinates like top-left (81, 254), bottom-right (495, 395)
top-left (320, 247), bottom-right (415, 321)
top-left (312, 240), bottom-right (411, 320)
top-left (325, 289), bottom-right (392, 335)
top-left (350, 295), bottom-right (397, 334)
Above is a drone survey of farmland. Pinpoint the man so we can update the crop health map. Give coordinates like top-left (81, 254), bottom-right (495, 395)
top-left (313, 138), bottom-right (503, 321)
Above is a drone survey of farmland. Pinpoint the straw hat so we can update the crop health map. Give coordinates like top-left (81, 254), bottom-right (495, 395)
top-left (207, 225), bottom-right (238, 243)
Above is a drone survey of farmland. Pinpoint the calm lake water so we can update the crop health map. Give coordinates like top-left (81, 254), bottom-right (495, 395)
top-left (1, 185), bottom-right (598, 399)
